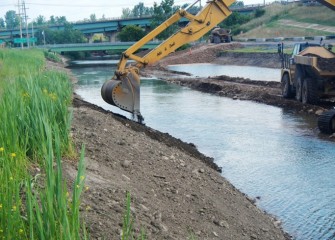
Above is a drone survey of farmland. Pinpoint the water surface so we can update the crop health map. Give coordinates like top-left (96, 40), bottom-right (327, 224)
top-left (167, 63), bottom-right (280, 81)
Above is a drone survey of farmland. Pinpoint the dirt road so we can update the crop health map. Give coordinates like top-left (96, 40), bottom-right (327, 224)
top-left (62, 43), bottom-right (296, 239)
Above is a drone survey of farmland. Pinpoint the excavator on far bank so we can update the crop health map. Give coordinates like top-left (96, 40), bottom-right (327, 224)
top-left (101, 0), bottom-right (234, 122)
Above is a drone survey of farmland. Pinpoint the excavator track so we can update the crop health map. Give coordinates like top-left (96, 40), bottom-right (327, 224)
top-left (318, 109), bottom-right (335, 134)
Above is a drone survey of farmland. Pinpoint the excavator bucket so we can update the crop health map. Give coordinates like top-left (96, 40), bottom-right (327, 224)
top-left (101, 68), bottom-right (143, 122)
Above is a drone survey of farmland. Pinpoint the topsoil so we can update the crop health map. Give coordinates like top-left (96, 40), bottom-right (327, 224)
top-left (60, 42), bottom-right (334, 240)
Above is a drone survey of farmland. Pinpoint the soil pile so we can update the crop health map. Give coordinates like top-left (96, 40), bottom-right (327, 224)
top-left (157, 43), bottom-right (242, 67)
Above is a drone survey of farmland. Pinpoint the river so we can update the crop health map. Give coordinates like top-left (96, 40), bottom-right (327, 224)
top-left (71, 62), bottom-right (335, 240)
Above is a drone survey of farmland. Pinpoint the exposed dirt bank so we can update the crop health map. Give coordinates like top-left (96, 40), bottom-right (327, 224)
top-left (67, 96), bottom-right (288, 239)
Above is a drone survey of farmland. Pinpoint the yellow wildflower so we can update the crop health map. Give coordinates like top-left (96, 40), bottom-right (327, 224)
top-left (22, 92), bottom-right (30, 98)
top-left (43, 88), bottom-right (48, 94)
top-left (10, 153), bottom-right (16, 158)
top-left (0, 203), bottom-right (2, 209)
top-left (12, 205), bottom-right (16, 211)
top-left (0, 147), bottom-right (4, 152)
top-left (80, 175), bottom-right (85, 181)
top-left (19, 229), bottom-right (23, 234)
top-left (85, 206), bottom-right (91, 211)
top-left (49, 93), bottom-right (57, 101)
top-left (76, 184), bottom-right (80, 189)
top-left (0, 229), bottom-right (3, 233)
top-left (9, 176), bottom-right (13, 181)
top-left (85, 186), bottom-right (89, 191)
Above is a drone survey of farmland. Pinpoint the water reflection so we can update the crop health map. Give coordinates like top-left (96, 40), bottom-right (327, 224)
top-left (71, 64), bottom-right (335, 240)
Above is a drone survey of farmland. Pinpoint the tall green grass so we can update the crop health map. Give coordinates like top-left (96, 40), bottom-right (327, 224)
top-left (122, 192), bottom-right (146, 240)
top-left (26, 124), bottom-right (87, 240)
top-left (0, 49), bottom-right (85, 239)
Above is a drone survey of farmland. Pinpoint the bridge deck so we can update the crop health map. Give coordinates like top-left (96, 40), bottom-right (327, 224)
top-left (46, 41), bottom-right (161, 52)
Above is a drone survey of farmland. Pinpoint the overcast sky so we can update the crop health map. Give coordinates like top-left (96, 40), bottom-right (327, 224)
top-left (0, 0), bottom-right (269, 22)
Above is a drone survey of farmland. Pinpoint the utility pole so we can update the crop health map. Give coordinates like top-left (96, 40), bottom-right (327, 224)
top-left (17, 0), bottom-right (23, 49)
top-left (31, 22), bottom-right (34, 47)
top-left (42, 30), bottom-right (45, 47)
top-left (23, 1), bottom-right (30, 48)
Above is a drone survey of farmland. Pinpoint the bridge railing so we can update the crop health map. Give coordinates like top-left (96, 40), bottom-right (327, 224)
top-left (42, 41), bottom-right (161, 48)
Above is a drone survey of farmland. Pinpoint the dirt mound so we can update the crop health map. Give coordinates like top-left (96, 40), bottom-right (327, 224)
top-left (158, 43), bottom-right (242, 66)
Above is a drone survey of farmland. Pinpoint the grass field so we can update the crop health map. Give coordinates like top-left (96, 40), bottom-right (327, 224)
top-left (237, 3), bottom-right (335, 38)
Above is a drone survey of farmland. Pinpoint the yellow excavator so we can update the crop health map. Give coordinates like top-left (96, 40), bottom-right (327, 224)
top-left (316, 0), bottom-right (335, 10)
top-left (101, 0), bottom-right (234, 122)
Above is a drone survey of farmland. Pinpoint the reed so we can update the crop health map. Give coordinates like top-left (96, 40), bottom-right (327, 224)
top-left (0, 49), bottom-right (85, 239)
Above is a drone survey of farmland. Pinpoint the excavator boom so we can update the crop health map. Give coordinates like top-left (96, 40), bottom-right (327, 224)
top-left (101, 0), bottom-right (235, 122)
top-left (316, 0), bottom-right (335, 11)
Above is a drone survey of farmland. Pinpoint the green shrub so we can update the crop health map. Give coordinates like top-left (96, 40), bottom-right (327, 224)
top-left (254, 8), bottom-right (265, 18)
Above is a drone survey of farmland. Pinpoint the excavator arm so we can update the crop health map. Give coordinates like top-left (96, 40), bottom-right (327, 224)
top-left (101, 0), bottom-right (235, 122)
top-left (316, 0), bottom-right (335, 11)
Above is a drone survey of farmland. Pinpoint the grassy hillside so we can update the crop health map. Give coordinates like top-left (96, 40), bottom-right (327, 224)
top-left (236, 3), bottom-right (335, 38)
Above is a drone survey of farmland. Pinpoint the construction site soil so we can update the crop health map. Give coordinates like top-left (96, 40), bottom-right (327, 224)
top-left (57, 43), bottom-right (334, 240)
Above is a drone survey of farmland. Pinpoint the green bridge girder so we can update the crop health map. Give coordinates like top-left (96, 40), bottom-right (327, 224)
top-left (47, 41), bottom-right (161, 53)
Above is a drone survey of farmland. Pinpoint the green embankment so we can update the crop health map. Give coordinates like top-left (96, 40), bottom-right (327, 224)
top-left (237, 3), bottom-right (335, 38)
top-left (0, 49), bottom-right (86, 239)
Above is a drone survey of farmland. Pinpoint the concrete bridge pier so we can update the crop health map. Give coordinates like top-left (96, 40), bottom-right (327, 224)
top-left (104, 31), bottom-right (118, 42)
top-left (85, 33), bottom-right (94, 43)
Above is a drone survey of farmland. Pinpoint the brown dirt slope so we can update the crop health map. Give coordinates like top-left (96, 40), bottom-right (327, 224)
top-left (66, 96), bottom-right (288, 240)
top-left (157, 43), bottom-right (242, 67)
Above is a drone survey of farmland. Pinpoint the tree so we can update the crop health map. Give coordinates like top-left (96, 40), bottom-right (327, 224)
top-left (181, 3), bottom-right (201, 15)
top-left (0, 18), bottom-right (5, 29)
top-left (117, 25), bottom-right (145, 42)
top-left (132, 2), bottom-right (152, 17)
top-left (220, 12), bottom-right (251, 28)
top-left (151, 0), bottom-right (179, 40)
top-left (90, 14), bottom-right (97, 22)
top-left (122, 2), bottom-right (153, 19)
top-left (55, 16), bottom-right (67, 25)
top-left (219, 11), bottom-right (251, 35)
top-left (121, 8), bottom-right (132, 19)
top-left (231, 1), bottom-right (244, 8)
top-left (37, 24), bottom-right (85, 45)
top-left (49, 16), bottom-right (56, 25)
top-left (35, 15), bottom-right (46, 26)
top-left (5, 10), bottom-right (19, 29)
